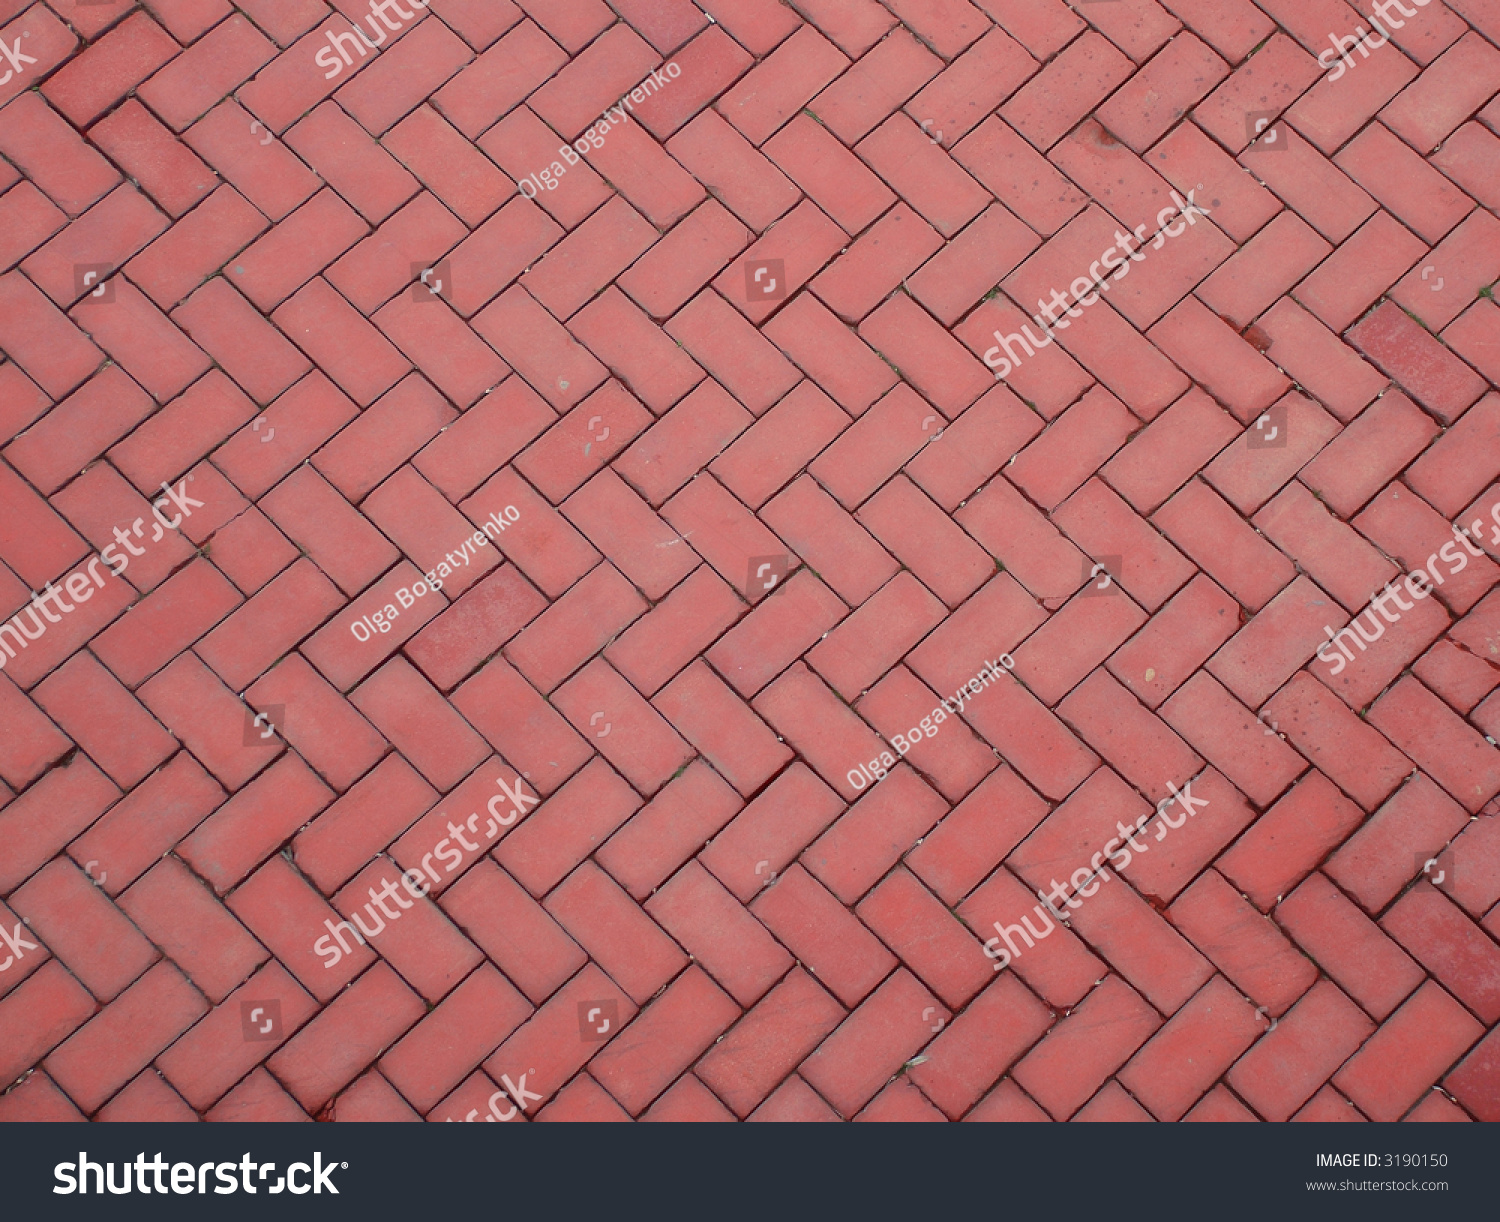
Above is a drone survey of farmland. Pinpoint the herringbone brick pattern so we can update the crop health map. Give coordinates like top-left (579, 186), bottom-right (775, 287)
top-left (1, 0), bottom-right (1498, 1124)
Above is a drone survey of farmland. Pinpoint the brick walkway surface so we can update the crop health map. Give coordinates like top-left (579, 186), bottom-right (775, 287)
top-left (2, 0), bottom-right (1500, 1126)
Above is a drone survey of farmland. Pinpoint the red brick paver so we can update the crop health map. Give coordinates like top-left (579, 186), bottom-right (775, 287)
top-left (1, 0), bottom-right (1498, 1125)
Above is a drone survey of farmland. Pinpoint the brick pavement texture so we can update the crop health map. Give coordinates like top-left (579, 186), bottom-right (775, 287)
top-left (1, 0), bottom-right (1499, 1125)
